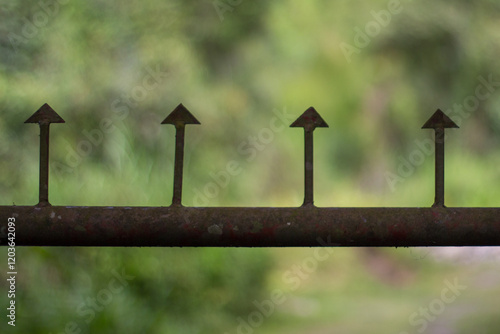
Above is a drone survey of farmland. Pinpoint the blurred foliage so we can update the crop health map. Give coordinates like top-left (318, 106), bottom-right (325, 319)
top-left (7, 248), bottom-right (271, 333)
top-left (1, 0), bottom-right (499, 208)
top-left (3, 247), bottom-right (272, 333)
top-left (1, 0), bottom-right (500, 333)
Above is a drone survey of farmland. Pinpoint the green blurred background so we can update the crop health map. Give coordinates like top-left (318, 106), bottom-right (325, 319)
top-left (1, 0), bottom-right (500, 333)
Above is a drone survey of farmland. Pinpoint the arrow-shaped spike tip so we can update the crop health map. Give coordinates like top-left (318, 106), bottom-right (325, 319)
top-left (24, 103), bottom-right (65, 124)
top-left (162, 103), bottom-right (201, 126)
top-left (290, 107), bottom-right (329, 129)
top-left (422, 109), bottom-right (459, 129)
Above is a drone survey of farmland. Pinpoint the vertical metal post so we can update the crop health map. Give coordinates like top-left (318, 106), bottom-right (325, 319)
top-left (422, 109), bottom-right (458, 208)
top-left (39, 123), bottom-right (50, 206)
top-left (162, 103), bottom-right (200, 207)
top-left (172, 124), bottom-right (185, 206)
top-left (290, 107), bottom-right (328, 207)
top-left (304, 128), bottom-right (314, 206)
top-left (434, 128), bottom-right (445, 207)
top-left (25, 103), bottom-right (65, 207)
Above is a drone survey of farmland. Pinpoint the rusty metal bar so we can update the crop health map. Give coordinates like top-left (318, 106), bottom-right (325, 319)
top-left (3, 104), bottom-right (498, 247)
top-left (1, 206), bottom-right (499, 247)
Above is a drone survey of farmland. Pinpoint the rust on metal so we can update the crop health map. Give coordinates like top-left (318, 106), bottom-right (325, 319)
top-left (161, 103), bottom-right (200, 206)
top-left (290, 107), bottom-right (328, 207)
top-left (0, 103), bottom-right (498, 247)
top-left (24, 103), bottom-right (65, 207)
top-left (1, 206), bottom-right (499, 246)
top-left (422, 109), bottom-right (459, 208)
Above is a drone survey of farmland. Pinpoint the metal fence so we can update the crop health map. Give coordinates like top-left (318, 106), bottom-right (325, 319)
top-left (1, 103), bottom-right (499, 246)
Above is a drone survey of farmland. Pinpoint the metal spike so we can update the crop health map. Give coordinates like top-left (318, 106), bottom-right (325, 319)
top-left (290, 107), bottom-right (329, 207)
top-left (162, 103), bottom-right (200, 206)
top-left (25, 104), bottom-right (65, 206)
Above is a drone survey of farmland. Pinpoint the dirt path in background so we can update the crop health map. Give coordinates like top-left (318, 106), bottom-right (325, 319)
top-left (425, 268), bottom-right (500, 334)
top-left (287, 265), bottom-right (500, 334)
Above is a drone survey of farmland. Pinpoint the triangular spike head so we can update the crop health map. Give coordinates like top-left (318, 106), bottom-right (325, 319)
top-left (24, 103), bottom-right (65, 124)
top-left (290, 107), bottom-right (329, 129)
top-left (422, 109), bottom-right (459, 129)
top-left (161, 103), bottom-right (200, 126)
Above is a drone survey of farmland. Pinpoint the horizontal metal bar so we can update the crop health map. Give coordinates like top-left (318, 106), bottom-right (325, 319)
top-left (1, 206), bottom-right (499, 247)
